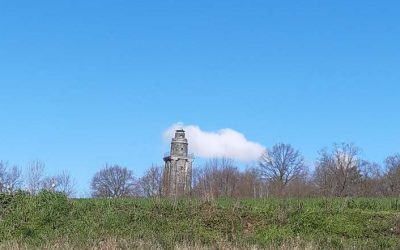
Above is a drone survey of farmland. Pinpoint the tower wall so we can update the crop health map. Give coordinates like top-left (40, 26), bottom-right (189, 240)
top-left (162, 130), bottom-right (193, 198)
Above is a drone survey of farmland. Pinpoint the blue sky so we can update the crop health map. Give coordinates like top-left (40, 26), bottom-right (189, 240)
top-left (0, 1), bottom-right (399, 195)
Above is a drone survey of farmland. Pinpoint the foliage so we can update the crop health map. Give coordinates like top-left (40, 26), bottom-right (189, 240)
top-left (0, 194), bottom-right (399, 249)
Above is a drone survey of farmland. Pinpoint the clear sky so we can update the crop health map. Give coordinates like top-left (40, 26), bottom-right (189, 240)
top-left (1, 1), bottom-right (399, 196)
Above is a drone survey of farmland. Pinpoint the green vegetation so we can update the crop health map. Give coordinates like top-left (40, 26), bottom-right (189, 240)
top-left (1, 191), bottom-right (400, 249)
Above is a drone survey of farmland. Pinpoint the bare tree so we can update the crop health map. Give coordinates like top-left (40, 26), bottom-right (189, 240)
top-left (259, 143), bottom-right (307, 194)
top-left (41, 176), bottom-right (58, 192)
top-left (38, 171), bottom-right (76, 197)
top-left (192, 158), bottom-right (239, 200)
top-left (55, 170), bottom-right (76, 197)
top-left (6, 165), bottom-right (23, 193)
top-left (216, 158), bottom-right (240, 197)
top-left (26, 160), bottom-right (45, 195)
top-left (0, 161), bottom-right (23, 193)
top-left (192, 166), bottom-right (212, 200)
top-left (384, 153), bottom-right (400, 196)
top-left (314, 143), bottom-right (361, 197)
top-left (0, 162), bottom-right (5, 192)
top-left (357, 160), bottom-right (384, 197)
top-left (236, 166), bottom-right (265, 198)
top-left (138, 165), bottom-right (162, 198)
top-left (91, 164), bottom-right (138, 198)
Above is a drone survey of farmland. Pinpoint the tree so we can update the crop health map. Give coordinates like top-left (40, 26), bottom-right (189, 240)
top-left (259, 143), bottom-right (307, 194)
top-left (216, 158), bottom-right (240, 197)
top-left (41, 176), bottom-right (58, 192)
top-left (40, 171), bottom-right (76, 197)
top-left (357, 160), bottom-right (384, 197)
top-left (314, 143), bottom-right (361, 197)
top-left (26, 160), bottom-right (45, 195)
top-left (192, 158), bottom-right (239, 200)
top-left (91, 164), bottom-right (138, 198)
top-left (138, 165), bottom-right (162, 198)
top-left (0, 161), bottom-right (23, 193)
top-left (236, 166), bottom-right (265, 198)
top-left (55, 170), bottom-right (76, 197)
top-left (384, 154), bottom-right (400, 196)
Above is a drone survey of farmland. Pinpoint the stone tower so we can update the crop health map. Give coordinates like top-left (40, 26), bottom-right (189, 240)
top-left (162, 129), bottom-right (193, 198)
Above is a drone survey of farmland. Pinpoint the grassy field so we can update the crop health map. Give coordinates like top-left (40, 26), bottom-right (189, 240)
top-left (1, 191), bottom-right (400, 249)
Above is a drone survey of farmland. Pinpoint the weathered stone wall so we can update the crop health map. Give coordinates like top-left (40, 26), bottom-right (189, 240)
top-left (162, 130), bottom-right (192, 198)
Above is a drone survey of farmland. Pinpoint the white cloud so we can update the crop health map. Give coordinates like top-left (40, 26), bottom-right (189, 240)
top-left (163, 123), bottom-right (265, 161)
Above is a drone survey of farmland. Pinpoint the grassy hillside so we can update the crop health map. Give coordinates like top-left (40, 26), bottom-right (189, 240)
top-left (1, 191), bottom-right (400, 249)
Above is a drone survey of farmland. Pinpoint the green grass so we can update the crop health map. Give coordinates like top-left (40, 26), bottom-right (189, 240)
top-left (1, 191), bottom-right (400, 249)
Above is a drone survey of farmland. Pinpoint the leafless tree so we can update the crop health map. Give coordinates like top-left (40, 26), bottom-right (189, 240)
top-left (384, 153), bottom-right (400, 196)
top-left (55, 170), bottom-right (76, 197)
top-left (283, 176), bottom-right (315, 197)
top-left (192, 166), bottom-right (212, 200)
top-left (314, 143), bottom-right (361, 197)
top-left (0, 161), bottom-right (23, 193)
top-left (236, 166), bottom-right (265, 198)
top-left (38, 171), bottom-right (76, 197)
top-left (41, 176), bottom-right (58, 192)
top-left (208, 158), bottom-right (239, 197)
top-left (357, 160), bottom-right (385, 196)
top-left (91, 164), bottom-right (138, 198)
top-left (0, 162), bottom-right (5, 191)
top-left (26, 160), bottom-right (45, 195)
top-left (259, 143), bottom-right (307, 194)
top-left (6, 165), bottom-right (23, 193)
top-left (192, 158), bottom-right (239, 200)
top-left (138, 165), bottom-right (162, 198)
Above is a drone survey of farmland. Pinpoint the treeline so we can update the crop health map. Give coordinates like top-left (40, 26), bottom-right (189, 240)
top-left (89, 142), bottom-right (400, 199)
top-left (192, 143), bottom-right (400, 199)
top-left (0, 160), bottom-right (75, 196)
top-left (1, 143), bottom-right (399, 198)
